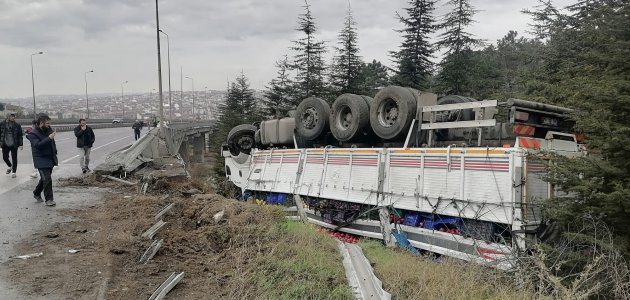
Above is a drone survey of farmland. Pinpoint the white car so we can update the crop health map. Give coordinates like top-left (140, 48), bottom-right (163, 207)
top-left (112, 118), bottom-right (123, 123)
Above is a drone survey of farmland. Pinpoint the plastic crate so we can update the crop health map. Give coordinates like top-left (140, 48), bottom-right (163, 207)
top-left (276, 193), bottom-right (287, 205)
top-left (423, 217), bottom-right (461, 230)
top-left (403, 213), bottom-right (421, 227)
top-left (266, 193), bottom-right (276, 204)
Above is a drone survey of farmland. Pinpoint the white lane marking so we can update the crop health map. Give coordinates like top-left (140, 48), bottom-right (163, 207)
top-left (60, 135), bottom-right (133, 164)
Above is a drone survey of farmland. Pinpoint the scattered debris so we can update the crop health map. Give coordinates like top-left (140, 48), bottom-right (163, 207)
top-left (11, 252), bottom-right (43, 260)
top-left (124, 196), bottom-right (132, 199)
top-left (109, 248), bottom-right (127, 255)
top-left (46, 232), bottom-right (59, 238)
top-left (141, 182), bottom-right (149, 194)
top-left (154, 203), bottom-right (175, 221)
top-left (75, 229), bottom-right (88, 233)
top-left (181, 188), bottom-right (202, 197)
top-left (149, 272), bottom-right (185, 300)
top-left (139, 239), bottom-right (163, 264)
top-left (2, 241), bottom-right (8, 245)
top-left (103, 175), bottom-right (137, 186)
top-left (141, 220), bottom-right (167, 240)
top-left (213, 210), bottom-right (225, 223)
top-left (68, 249), bottom-right (80, 254)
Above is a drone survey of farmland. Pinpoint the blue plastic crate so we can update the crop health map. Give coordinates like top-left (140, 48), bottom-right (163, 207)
top-left (423, 217), bottom-right (461, 230)
top-left (403, 213), bottom-right (421, 226)
top-left (276, 193), bottom-right (287, 204)
top-left (266, 193), bottom-right (276, 204)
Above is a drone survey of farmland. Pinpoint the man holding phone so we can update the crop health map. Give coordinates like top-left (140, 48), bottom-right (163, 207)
top-left (26, 115), bottom-right (58, 206)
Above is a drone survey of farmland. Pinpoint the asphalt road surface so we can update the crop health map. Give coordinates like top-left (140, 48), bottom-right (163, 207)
top-left (0, 126), bottom-right (141, 298)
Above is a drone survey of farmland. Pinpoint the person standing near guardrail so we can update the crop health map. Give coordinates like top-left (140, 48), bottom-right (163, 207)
top-left (27, 115), bottom-right (58, 206)
top-left (132, 120), bottom-right (143, 140)
top-left (74, 118), bottom-right (95, 173)
top-left (0, 113), bottom-right (23, 178)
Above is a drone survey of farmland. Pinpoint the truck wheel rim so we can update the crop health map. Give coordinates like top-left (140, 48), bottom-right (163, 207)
top-left (302, 107), bottom-right (319, 130)
top-left (378, 98), bottom-right (399, 128)
top-left (336, 105), bottom-right (353, 129)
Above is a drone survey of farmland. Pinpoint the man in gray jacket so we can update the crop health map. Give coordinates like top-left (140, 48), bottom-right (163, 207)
top-left (0, 113), bottom-right (23, 178)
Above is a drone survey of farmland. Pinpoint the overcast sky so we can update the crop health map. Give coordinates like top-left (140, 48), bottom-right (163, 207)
top-left (0, 0), bottom-right (576, 99)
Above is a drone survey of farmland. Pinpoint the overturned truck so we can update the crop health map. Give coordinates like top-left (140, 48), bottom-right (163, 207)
top-left (222, 86), bottom-right (582, 269)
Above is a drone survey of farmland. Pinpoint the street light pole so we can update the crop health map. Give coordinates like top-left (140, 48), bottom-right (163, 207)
top-left (204, 86), bottom-right (208, 120)
top-left (84, 70), bottom-right (94, 119)
top-left (121, 80), bottom-right (128, 121)
top-left (159, 29), bottom-right (172, 121)
top-left (154, 0), bottom-right (164, 128)
top-left (185, 76), bottom-right (194, 121)
top-left (30, 51), bottom-right (44, 116)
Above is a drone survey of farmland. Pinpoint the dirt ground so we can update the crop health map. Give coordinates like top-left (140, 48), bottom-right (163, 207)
top-left (1, 174), bottom-right (287, 299)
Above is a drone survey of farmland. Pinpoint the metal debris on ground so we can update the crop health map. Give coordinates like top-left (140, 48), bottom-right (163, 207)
top-left (68, 249), bottom-right (80, 254)
top-left (141, 220), bottom-right (167, 240)
top-left (139, 239), bottom-right (163, 264)
top-left (213, 210), bottom-right (225, 223)
top-left (10, 252), bottom-right (44, 260)
top-left (148, 272), bottom-right (185, 300)
top-left (103, 175), bottom-right (137, 186)
top-left (181, 188), bottom-right (202, 197)
top-left (154, 203), bottom-right (175, 220)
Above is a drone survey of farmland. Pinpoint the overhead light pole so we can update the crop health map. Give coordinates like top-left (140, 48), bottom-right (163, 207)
top-left (159, 29), bottom-right (172, 121)
top-left (121, 80), bottom-right (128, 121)
top-left (30, 51), bottom-right (44, 116)
top-left (84, 70), bottom-right (94, 119)
top-left (204, 86), bottom-right (208, 120)
top-left (154, 0), bottom-right (164, 128)
top-left (185, 76), bottom-right (194, 121)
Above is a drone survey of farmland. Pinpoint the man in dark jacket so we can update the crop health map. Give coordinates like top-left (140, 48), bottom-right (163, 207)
top-left (26, 115), bottom-right (58, 206)
top-left (0, 113), bottom-right (23, 178)
top-left (132, 120), bottom-right (143, 140)
top-left (74, 118), bottom-right (95, 173)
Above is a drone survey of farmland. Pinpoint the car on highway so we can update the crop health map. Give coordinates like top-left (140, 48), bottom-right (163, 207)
top-left (112, 118), bottom-right (123, 124)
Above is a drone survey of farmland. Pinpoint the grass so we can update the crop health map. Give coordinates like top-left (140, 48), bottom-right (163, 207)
top-left (252, 221), bottom-right (354, 300)
top-left (360, 239), bottom-right (545, 300)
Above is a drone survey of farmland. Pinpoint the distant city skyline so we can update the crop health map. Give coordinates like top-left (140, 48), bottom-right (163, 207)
top-left (1, 0), bottom-right (577, 98)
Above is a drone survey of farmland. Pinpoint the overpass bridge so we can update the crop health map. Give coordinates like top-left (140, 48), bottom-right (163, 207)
top-left (95, 122), bottom-right (215, 174)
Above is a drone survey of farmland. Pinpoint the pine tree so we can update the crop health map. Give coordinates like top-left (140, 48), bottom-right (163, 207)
top-left (523, 0), bottom-right (630, 258)
top-left (390, 0), bottom-right (436, 90)
top-left (435, 0), bottom-right (482, 95)
top-left (263, 55), bottom-right (295, 119)
top-left (357, 60), bottom-right (390, 96)
top-left (212, 72), bottom-right (260, 176)
top-left (291, 0), bottom-right (328, 101)
top-left (329, 4), bottom-right (363, 96)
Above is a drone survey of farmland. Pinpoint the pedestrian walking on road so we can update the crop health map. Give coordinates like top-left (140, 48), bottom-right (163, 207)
top-left (26, 115), bottom-right (58, 206)
top-left (0, 113), bottom-right (23, 178)
top-left (132, 120), bottom-right (143, 140)
top-left (74, 118), bottom-right (95, 173)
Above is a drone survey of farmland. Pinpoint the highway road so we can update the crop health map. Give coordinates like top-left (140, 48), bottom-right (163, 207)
top-left (0, 127), bottom-right (145, 298)
top-left (0, 127), bottom-right (138, 195)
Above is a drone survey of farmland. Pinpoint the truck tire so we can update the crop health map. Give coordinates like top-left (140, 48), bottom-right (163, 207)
top-left (254, 129), bottom-right (262, 147)
top-left (227, 124), bottom-right (257, 156)
top-left (330, 94), bottom-right (371, 142)
top-left (370, 86), bottom-right (417, 140)
top-left (295, 97), bottom-right (331, 141)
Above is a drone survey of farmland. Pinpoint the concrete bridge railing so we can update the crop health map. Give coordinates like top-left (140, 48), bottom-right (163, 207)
top-left (95, 122), bottom-right (214, 174)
